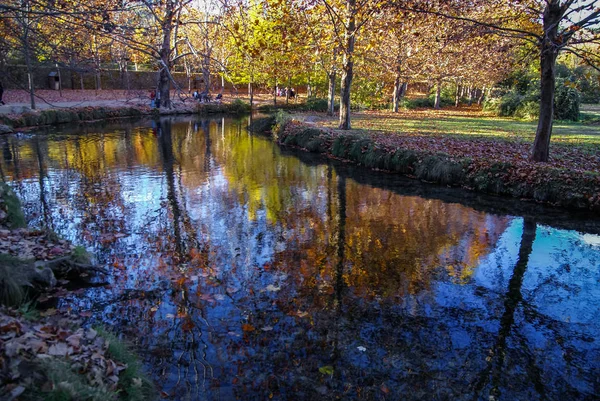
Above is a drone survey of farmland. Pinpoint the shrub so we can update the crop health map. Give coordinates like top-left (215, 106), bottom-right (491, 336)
top-left (228, 99), bottom-right (251, 114)
top-left (554, 78), bottom-right (580, 121)
top-left (0, 183), bottom-right (26, 228)
top-left (248, 116), bottom-right (276, 134)
top-left (304, 97), bottom-right (329, 112)
top-left (0, 255), bottom-right (26, 306)
top-left (514, 101), bottom-right (539, 120)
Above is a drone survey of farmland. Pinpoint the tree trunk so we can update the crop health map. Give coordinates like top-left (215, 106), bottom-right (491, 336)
top-left (157, 7), bottom-right (174, 109)
top-left (434, 79), bottom-right (442, 109)
top-left (202, 54), bottom-right (210, 93)
top-left (339, 0), bottom-right (356, 130)
top-left (327, 71), bottom-right (336, 116)
top-left (24, 42), bottom-right (36, 110)
top-left (392, 73), bottom-right (405, 113)
top-left (531, 3), bottom-right (561, 162)
top-left (249, 81), bottom-right (254, 109)
top-left (273, 79), bottom-right (277, 106)
top-left (468, 85), bottom-right (474, 106)
top-left (477, 87), bottom-right (485, 105)
top-left (455, 82), bottom-right (461, 107)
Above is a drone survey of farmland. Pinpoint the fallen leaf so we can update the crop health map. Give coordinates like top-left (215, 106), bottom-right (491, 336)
top-left (242, 324), bottom-right (255, 332)
top-left (48, 342), bottom-right (69, 356)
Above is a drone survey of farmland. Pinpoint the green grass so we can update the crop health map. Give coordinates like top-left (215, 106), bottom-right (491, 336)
top-left (41, 359), bottom-right (114, 401)
top-left (95, 327), bottom-right (156, 401)
top-left (313, 104), bottom-right (600, 149)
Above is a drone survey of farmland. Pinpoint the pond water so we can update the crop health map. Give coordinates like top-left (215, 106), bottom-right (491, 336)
top-left (2, 116), bottom-right (600, 400)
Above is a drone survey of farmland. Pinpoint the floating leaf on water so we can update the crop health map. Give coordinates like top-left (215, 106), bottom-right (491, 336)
top-left (242, 324), bottom-right (255, 332)
top-left (261, 326), bottom-right (273, 331)
top-left (319, 365), bottom-right (334, 375)
top-left (357, 346), bottom-right (366, 352)
top-left (165, 314), bottom-right (175, 319)
top-left (265, 284), bottom-right (281, 292)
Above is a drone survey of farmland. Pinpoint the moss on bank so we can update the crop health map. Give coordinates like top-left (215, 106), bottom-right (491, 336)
top-left (251, 115), bottom-right (600, 211)
top-left (0, 101), bottom-right (252, 130)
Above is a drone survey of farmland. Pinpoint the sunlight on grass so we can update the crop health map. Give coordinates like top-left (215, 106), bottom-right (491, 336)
top-left (312, 106), bottom-right (600, 149)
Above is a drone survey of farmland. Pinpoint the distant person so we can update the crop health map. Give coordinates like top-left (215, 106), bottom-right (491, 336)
top-left (0, 81), bottom-right (5, 105)
top-left (215, 93), bottom-right (222, 103)
top-left (289, 88), bottom-right (295, 98)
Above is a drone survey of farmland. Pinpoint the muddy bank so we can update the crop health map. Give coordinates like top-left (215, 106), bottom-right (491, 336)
top-left (250, 115), bottom-right (600, 211)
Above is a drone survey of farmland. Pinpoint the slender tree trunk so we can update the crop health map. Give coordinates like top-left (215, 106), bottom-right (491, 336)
top-left (468, 85), bottom-right (474, 106)
top-left (392, 73), bottom-right (405, 113)
top-left (286, 76), bottom-right (291, 105)
top-left (434, 79), bottom-right (442, 109)
top-left (455, 82), bottom-right (461, 107)
top-left (478, 86), bottom-right (485, 105)
top-left (249, 80), bottom-right (254, 109)
top-left (339, 0), bottom-right (356, 130)
top-left (273, 79), bottom-right (277, 106)
top-left (532, 3), bottom-right (561, 162)
top-left (24, 42), bottom-right (35, 110)
top-left (183, 56), bottom-right (191, 92)
top-left (327, 71), bottom-right (336, 116)
top-left (19, 1), bottom-right (36, 110)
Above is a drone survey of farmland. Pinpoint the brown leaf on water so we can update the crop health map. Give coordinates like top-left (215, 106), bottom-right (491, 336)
top-left (242, 324), bottom-right (255, 332)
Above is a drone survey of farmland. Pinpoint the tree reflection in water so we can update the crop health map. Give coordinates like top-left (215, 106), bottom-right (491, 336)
top-left (1, 117), bottom-right (599, 400)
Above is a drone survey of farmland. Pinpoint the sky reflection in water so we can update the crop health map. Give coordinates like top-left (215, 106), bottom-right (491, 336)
top-left (2, 116), bottom-right (599, 400)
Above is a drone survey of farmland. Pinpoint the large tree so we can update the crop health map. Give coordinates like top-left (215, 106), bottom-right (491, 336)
top-left (393, 0), bottom-right (600, 161)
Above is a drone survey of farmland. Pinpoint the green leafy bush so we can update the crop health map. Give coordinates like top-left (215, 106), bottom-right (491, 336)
top-left (554, 78), bottom-right (580, 121)
top-left (304, 97), bottom-right (329, 112)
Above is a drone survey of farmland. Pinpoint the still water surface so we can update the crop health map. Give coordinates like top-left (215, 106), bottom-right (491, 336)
top-left (2, 116), bottom-right (600, 400)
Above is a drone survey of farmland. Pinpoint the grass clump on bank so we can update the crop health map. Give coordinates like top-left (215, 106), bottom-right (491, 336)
top-left (0, 183), bottom-right (26, 228)
top-left (96, 327), bottom-right (156, 401)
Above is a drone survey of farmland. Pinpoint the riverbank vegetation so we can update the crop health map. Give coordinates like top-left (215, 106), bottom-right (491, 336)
top-left (250, 109), bottom-right (600, 211)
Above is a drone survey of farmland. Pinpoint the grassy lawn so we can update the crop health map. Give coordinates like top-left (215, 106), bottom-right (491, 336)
top-left (308, 104), bottom-right (600, 150)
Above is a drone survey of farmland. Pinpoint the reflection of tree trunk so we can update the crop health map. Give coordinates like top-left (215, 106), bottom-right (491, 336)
top-left (474, 219), bottom-right (541, 399)
top-left (331, 175), bottom-right (347, 361)
top-left (201, 119), bottom-right (211, 173)
top-left (159, 119), bottom-right (184, 259)
top-left (34, 138), bottom-right (52, 229)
